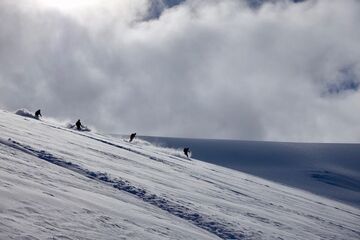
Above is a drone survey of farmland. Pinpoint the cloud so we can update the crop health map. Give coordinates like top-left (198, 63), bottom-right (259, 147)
top-left (0, 0), bottom-right (359, 142)
top-left (325, 65), bottom-right (359, 95)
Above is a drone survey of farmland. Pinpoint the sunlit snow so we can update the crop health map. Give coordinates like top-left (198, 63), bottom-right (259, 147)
top-left (0, 109), bottom-right (359, 239)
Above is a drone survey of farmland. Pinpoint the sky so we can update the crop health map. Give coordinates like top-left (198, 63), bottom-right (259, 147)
top-left (0, 0), bottom-right (359, 142)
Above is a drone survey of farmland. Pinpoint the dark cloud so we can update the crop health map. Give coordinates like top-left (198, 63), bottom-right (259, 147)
top-left (325, 66), bottom-right (359, 95)
top-left (145, 0), bottom-right (186, 20)
top-left (143, 0), bottom-right (308, 21)
top-left (246, 0), bottom-right (307, 8)
top-left (0, 0), bottom-right (359, 142)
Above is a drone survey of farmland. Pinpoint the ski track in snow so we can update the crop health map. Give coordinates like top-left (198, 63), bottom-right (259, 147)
top-left (1, 138), bottom-right (246, 240)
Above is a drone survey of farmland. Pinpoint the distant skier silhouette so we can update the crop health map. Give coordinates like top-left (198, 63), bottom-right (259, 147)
top-left (129, 133), bottom-right (136, 142)
top-left (75, 119), bottom-right (82, 130)
top-left (183, 147), bottom-right (190, 158)
top-left (34, 109), bottom-right (42, 119)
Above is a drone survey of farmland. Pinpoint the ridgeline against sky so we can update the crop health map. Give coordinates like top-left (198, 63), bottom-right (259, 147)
top-left (0, 0), bottom-right (359, 142)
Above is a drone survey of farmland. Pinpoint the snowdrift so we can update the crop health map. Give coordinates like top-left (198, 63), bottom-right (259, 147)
top-left (0, 109), bottom-right (359, 240)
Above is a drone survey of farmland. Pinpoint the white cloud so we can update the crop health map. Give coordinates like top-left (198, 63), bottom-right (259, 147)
top-left (0, 0), bottom-right (359, 142)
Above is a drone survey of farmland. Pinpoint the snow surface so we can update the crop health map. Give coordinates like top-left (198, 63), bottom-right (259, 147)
top-left (0, 109), bottom-right (359, 239)
top-left (139, 136), bottom-right (360, 207)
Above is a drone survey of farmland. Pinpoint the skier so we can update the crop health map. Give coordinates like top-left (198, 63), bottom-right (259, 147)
top-left (183, 147), bottom-right (190, 158)
top-left (75, 119), bottom-right (82, 130)
top-left (34, 109), bottom-right (42, 119)
top-left (129, 133), bottom-right (136, 142)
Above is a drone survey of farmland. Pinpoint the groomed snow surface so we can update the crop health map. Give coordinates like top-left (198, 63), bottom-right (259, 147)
top-left (0, 109), bottom-right (359, 240)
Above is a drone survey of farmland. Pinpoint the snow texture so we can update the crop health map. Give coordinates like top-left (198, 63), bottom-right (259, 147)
top-left (0, 109), bottom-right (359, 240)
top-left (140, 136), bottom-right (360, 207)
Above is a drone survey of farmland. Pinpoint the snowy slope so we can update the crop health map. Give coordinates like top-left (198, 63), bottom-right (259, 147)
top-left (139, 136), bottom-right (360, 207)
top-left (0, 109), bottom-right (359, 240)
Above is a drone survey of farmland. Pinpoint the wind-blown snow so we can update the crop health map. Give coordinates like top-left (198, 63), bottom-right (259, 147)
top-left (0, 109), bottom-right (359, 239)
top-left (15, 108), bottom-right (38, 119)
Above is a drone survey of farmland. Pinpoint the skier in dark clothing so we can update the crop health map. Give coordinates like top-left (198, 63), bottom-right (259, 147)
top-left (129, 133), bottom-right (136, 142)
top-left (75, 119), bottom-right (82, 130)
top-left (35, 109), bottom-right (42, 119)
top-left (183, 147), bottom-right (190, 158)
